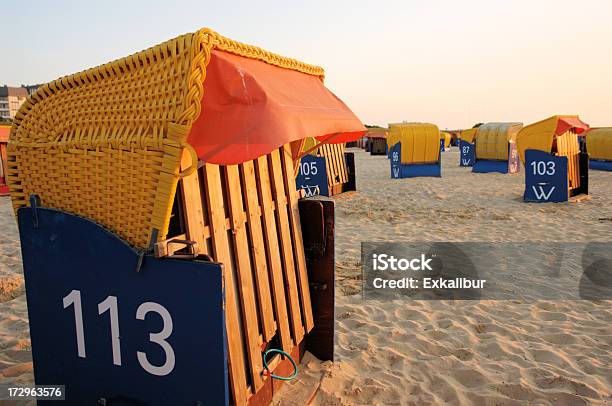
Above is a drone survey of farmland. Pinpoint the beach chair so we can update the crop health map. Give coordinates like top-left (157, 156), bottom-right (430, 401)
top-left (7, 28), bottom-right (364, 406)
top-left (440, 131), bottom-right (451, 151)
top-left (585, 128), bottom-right (612, 171)
top-left (459, 127), bottom-right (478, 167)
top-left (0, 125), bottom-right (8, 195)
top-left (449, 130), bottom-right (461, 147)
top-left (366, 129), bottom-right (388, 155)
top-left (517, 115), bottom-right (589, 202)
top-left (357, 136), bottom-right (368, 149)
top-left (296, 137), bottom-right (356, 197)
top-left (472, 122), bottom-right (522, 174)
top-left (388, 123), bottom-right (441, 178)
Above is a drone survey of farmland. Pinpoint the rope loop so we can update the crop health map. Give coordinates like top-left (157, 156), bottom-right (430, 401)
top-left (262, 349), bottom-right (298, 381)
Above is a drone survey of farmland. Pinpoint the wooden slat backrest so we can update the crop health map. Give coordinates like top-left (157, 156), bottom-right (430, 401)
top-left (317, 143), bottom-right (348, 194)
top-left (323, 144), bottom-right (338, 190)
top-left (173, 144), bottom-right (313, 404)
top-left (335, 143), bottom-right (349, 184)
top-left (556, 130), bottom-right (580, 190)
top-left (331, 144), bottom-right (340, 186)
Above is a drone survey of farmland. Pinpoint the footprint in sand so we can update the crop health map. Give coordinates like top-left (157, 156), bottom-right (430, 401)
top-left (535, 375), bottom-right (601, 400)
top-left (453, 348), bottom-right (474, 361)
top-left (540, 332), bottom-right (580, 345)
top-left (436, 319), bottom-right (454, 329)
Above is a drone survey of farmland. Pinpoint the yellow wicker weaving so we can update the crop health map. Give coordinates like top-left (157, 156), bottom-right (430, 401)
top-left (7, 28), bottom-right (324, 249)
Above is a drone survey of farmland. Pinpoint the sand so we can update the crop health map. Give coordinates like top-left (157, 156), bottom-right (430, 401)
top-left (278, 148), bottom-right (612, 406)
top-left (0, 148), bottom-right (611, 405)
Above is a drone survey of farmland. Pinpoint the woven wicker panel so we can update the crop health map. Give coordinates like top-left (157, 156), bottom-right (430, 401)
top-left (7, 28), bottom-right (324, 250)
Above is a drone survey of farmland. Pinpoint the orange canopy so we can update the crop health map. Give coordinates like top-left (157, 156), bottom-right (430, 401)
top-left (188, 50), bottom-right (365, 164)
top-left (555, 116), bottom-right (589, 135)
top-left (0, 126), bottom-right (9, 143)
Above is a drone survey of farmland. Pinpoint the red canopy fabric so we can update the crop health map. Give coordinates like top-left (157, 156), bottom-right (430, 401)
top-left (188, 50), bottom-right (365, 164)
top-left (555, 117), bottom-right (589, 136)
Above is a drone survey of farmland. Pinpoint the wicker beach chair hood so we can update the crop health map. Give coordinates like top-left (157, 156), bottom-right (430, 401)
top-left (387, 123), bottom-right (440, 164)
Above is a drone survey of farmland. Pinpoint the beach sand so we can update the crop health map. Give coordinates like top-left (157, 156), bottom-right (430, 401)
top-left (0, 148), bottom-right (611, 405)
top-left (278, 148), bottom-right (611, 405)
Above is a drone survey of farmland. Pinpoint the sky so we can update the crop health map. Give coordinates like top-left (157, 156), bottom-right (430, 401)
top-left (2, 0), bottom-right (611, 129)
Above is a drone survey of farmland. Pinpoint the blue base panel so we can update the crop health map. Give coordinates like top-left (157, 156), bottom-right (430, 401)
top-left (392, 163), bottom-right (441, 178)
top-left (590, 160), bottom-right (612, 171)
top-left (473, 160), bottom-right (510, 174)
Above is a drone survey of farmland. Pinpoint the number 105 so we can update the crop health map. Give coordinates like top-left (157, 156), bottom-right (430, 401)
top-left (63, 290), bottom-right (175, 376)
top-left (300, 161), bottom-right (318, 176)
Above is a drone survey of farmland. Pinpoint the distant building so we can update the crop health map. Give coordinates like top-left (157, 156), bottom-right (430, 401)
top-left (22, 84), bottom-right (42, 96)
top-left (0, 86), bottom-right (28, 120)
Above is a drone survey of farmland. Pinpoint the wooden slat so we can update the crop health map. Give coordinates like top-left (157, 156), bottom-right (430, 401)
top-left (225, 165), bottom-right (265, 392)
top-left (281, 145), bottom-right (314, 332)
top-left (564, 134), bottom-right (572, 189)
top-left (268, 149), bottom-right (305, 343)
top-left (327, 144), bottom-right (338, 187)
top-left (0, 144), bottom-right (6, 179)
top-left (557, 134), bottom-right (567, 189)
top-left (337, 144), bottom-right (348, 183)
top-left (558, 131), bottom-right (580, 191)
top-left (342, 144), bottom-right (349, 182)
top-left (570, 131), bottom-right (580, 190)
top-left (202, 164), bottom-right (248, 406)
top-left (318, 144), bottom-right (330, 191)
top-left (241, 161), bottom-right (276, 342)
top-left (255, 155), bottom-right (293, 351)
top-left (179, 150), bottom-right (208, 255)
top-left (334, 144), bottom-right (344, 184)
top-left (323, 145), bottom-right (336, 192)
top-left (328, 144), bottom-right (341, 188)
top-left (322, 143), bottom-right (349, 192)
top-left (290, 139), bottom-right (306, 176)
